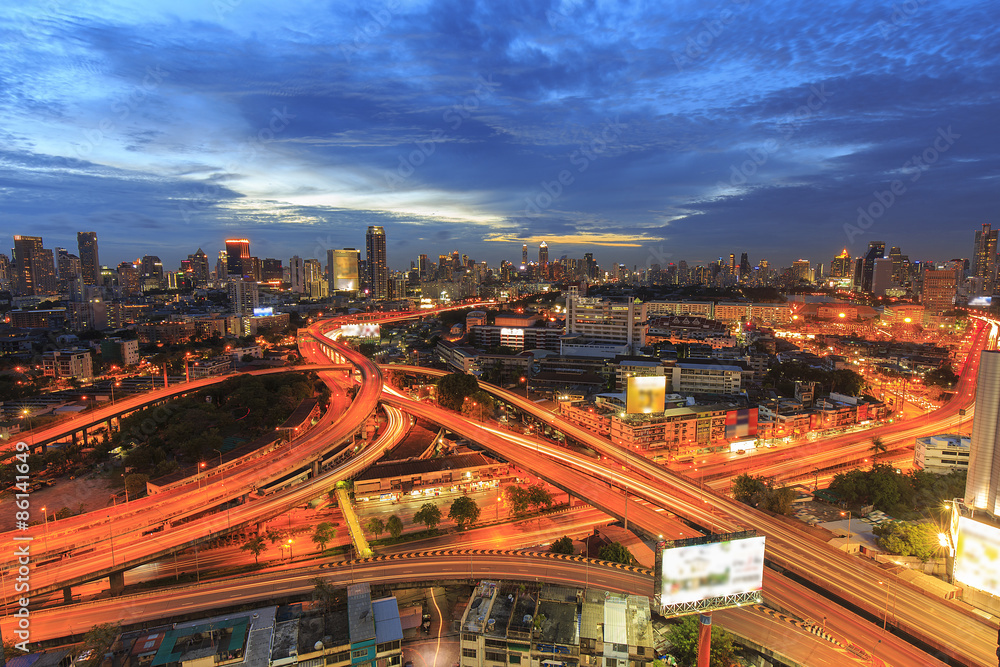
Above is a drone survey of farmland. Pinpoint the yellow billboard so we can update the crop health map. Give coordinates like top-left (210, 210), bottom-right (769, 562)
top-left (626, 375), bottom-right (666, 414)
top-left (955, 516), bottom-right (1000, 596)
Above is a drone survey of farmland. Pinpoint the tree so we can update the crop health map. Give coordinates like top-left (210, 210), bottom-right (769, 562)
top-left (732, 473), bottom-right (767, 507)
top-left (241, 535), bottom-right (267, 563)
top-left (526, 484), bottom-right (554, 510)
top-left (550, 536), bottom-right (575, 555)
top-left (503, 485), bottom-right (530, 515)
top-left (312, 522), bottom-right (337, 551)
top-left (82, 622), bottom-right (122, 660)
top-left (448, 496), bottom-right (481, 529)
top-left (598, 541), bottom-right (634, 565)
top-left (366, 517), bottom-right (385, 540)
top-left (435, 372), bottom-right (480, 411)
top-left (461, 390), bottom-right (495, 422)
top-left (413, 502), bottom-right (442, 530)
top-left (386, 515), bottom-right (404, 540)
top-left (124, 473), bottom-right (149, 500)
top-left (665, 615), bottom-right (738, 667)
top-left (873, 521), bottom-right (940, 561)
top-left (732, 473), bottom-right (796, 515)
top-left (871, 436), bottom-right (887, 465)
top-left (925, 364), bottom-right (959, 389)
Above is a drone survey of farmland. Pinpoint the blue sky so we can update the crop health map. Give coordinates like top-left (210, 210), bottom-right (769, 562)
top-left (2, 0), bottom-right (998, 273)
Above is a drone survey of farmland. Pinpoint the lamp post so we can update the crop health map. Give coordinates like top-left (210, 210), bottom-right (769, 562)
top-left (841, 510), bottom-right (852, 553)
top-left (107, 514), bottom-right (116, 566)
top-left (41, 506), bottom-right (49, 552)
top-left (520, 376), bottom-right (528, 398)
top-left (877, 580), bottom-right (890, 631)
top-left (213, 448), bottom-right (224, 485)
top-left (198, 462), bottom-right (206, 489)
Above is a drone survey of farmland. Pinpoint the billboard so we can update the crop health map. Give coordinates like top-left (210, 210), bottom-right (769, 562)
top-left (655, 532), bottom-right (765, 615)
top-left (340, 323), bottom-right (380, 339)
top-left (332, 249), bottom-right (360, 291)
top-left (253, 307), bottom-right (274, 317)
top-left (725, 408), bottom-right (758, 439)
top-left (955, 516), bottom-right (1000, 596)
top-left (626, 375), bottom-right (666, 414)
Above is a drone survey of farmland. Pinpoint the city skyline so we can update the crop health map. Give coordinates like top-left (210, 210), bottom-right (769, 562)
top-left (2, 1), bottom-right (998, 270)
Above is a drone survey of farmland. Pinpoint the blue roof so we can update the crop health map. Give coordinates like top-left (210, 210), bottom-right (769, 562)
top-left (372, 598), bottom-right (404, 643)
top-left (7, 655), bottom-right (41, 667)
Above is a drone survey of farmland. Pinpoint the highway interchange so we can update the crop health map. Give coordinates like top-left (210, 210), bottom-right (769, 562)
top-left (2, 305), bottom-right (997, 666)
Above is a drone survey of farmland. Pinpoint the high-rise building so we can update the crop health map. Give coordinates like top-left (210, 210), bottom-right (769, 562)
top-left (729, 253), bottom-right (736, 276)
top-left (229, 277), bottom-right (259, 316)
top-left (365, 226), bottom-right (387, 299)
top-left (564, 286), bottom-right (646, 355)
top-left (973, 224), bottom-right (998, 296)
top-left (522, 244), bottom-right (528, 266)
top-left (739, 253), bottom-right (751, 282)
top-left (188, 248), bottom-right (210, 285)
top-left (967, 350), bottom-right (1000, 516)
top-left (418, 254), bottom-right (428, 279)
top-left (216, 250), bottom-right (228, 281)
top-left (118, 262), bottom-right (141, 296)
top-left (77, 231), bottom-right (100, 285)
top-left (831, 248), bottom-right (851, 278)
top-left (861, 241), bottom-right (885, 294)
top-left (329, 248), bottom-right (361, 293)
top-left (261, 258), bottom-right (283, 282)
top-left (0, 253), bottom-right (10, 290)
top-left (140, 255), bottom-right (163, 290)
top-left (539, 241), bottom-right (548, 269)
top-left (289, 256), bottom-right (306, 293)
top-left (872, 257), bottom-right (894, 296)
top-left (56, 247), bottom-right (81, 290)
top-left (922, 267), bottom-right (957, 314)
top-left (13, 235), bottom-right (57, 296)
top-left (583, 252), bottom-right (595, 280)
top-left (791, 259), bottom-right (811, 283)
top-left (225, 238), bottom-right (252, 280)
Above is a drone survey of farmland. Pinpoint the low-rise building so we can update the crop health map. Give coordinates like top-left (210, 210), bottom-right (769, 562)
top-left (670, 361), bottom-right (743, 395)
top-left (353, 452), bottom-right (508, 500)
top-left (915, 433), bottom-right (971, 474)
top-left (101, 338), bottom-right (140, 367)
top-left (188, 356), bottom-right (231, 379)
top-left (42, 348), bottom-right (93, 381)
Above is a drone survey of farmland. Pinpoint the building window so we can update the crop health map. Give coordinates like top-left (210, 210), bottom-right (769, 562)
top-left (509, 656), bottom-right (521, 665)
top-left (462, 634), bottom-right (478, 643)
top-left (352, 650), bottom-right (370, 660)
top-left (462, 649), bottom-right (477, 659)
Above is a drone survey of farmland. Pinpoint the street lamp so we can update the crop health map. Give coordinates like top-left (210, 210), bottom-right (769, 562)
top-left (286, 538), bottom-right (294, 560)
top-left (108, 514), bottom-right (116, 566)
top-left (841, 510), bottom-right (852, 553)
top-left (41, 506), bottom-right (49, 552)
top-left (213, 448), bottom-right (224, 485)
top-left (877, 580), bottom-right (890, 631)
top-left (198, 462), bottom-right (206, 489)
top-left (520, 376), bottom-right (528, 398)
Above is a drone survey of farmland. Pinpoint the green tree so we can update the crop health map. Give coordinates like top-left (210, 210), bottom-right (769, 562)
top-left (873, 521), bottom-right (940, 561)
top-left (503, 485), bottom-right (530, 515)
top-left (598, 541), bottom-right (634, 565)
top-left (413, 502), bottom-right (442, 530)
top-left (124, 473), bottom-right (149, 500)
top-left (870, 436), bottom-right (887, 466)
top-left (312, 522), bottom-right (337, 551)
top-left (550, 536), bottom-right (575, 555)
top-left (526, 484), bottom-right (554, 510)
top-left (461, 390), bottom-right (495, 422)
top-left (82, 622), bottom-right (122, 660)
top-left (366, 517), bottom-right (385, 540)
top-left (386, 515), bottom-right (404, 540)
top-left (241, 535), bottom-right (267, 564)
top-left (448, 496), bottom-right (481, 529)
top-left (924, 364), bottom-right (959, 389)
top-left (665, 615), bottom-right (738, 667)
top-left (732, 473), bottom-right (767, 507)
top-left (435, 373), bottom-right (480, 411)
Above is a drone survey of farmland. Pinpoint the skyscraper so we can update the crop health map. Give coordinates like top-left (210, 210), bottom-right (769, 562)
top-left (831, 248), bottom-right (851, 278)
top-left (13, 235), bottom-right (57, 296)
top-left (289, 255), bottom-right (306, 293)
top-left (522, 244), bottom-right (528, 266)
top-left (973, 223), bottom-right (998, 296)
top-left (539, 241), bottom-right (549, 268)
top-left (329, 248), bottom-right (361, 294)
top-left (739, 253), bottom-right (751, 282)
top-left (861, 241), bottom-right (886, 294)
top-left (226, 239), bottom-right (251, 280)
top-left (188, 249), bottom-right (210, 285)
top-left (729, 253), bottom-right (736, 276)
top-left (967, 350), bottom-right (1000, 516)
top-left (229, 277), bottom-right (259, 316)
top-left (77, 231), bottom-right (100, 286)
top-left (418, 254), bottom-right (428, 279)
top-left (365, 226), bottom-right (387, 299)
top-left (922, 266), bottom-right (957, 314)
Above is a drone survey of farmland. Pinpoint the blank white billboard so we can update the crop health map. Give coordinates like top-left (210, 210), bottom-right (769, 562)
top-left (340, 323), bottom-right (380, 338)
top-left (955, 516), bottom-right (1000, 596)
top-left (658, 536), bottom-right (765, 608)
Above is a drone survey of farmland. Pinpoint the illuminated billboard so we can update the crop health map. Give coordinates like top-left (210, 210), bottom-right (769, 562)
top-left (955, 516), bottom-right (1000, 596)
top-left (626, 375), bottom-right (666, 414)
top-left (253, 307), bottom-right (274, 317)
top-left (725, 408), bottom-right (758, 439)
top-left (332, 249), bottom-right (360, 292)
top-left (340, 323), bottom-right (380, 339)
top-left (654, 532), bottom-right (765, 615)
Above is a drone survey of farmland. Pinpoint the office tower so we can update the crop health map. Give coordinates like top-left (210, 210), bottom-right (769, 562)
top-left (539, 241), bottom-right (549, 268)
top-left (831, 249), bottom-right (851, 278)
top-left (967, 350), bottom-right (1000, 516)
top-left (973, 224), bottom-right (999, 295)
top-left (861, 241), bottom-right (885, 294)
top-left (56, 248), bottom-right (82, 289)
top-left (117, 262), bottom-right (141, 296)
top-left (522, 244), bottom-right (528, 266)
top-left (852, 257), bottom-right (864, 291)
top-left (329, 248), bottom-right (361, 293)
top-left (140, 255), bottom-right (163, 290)
top-left (77, 231), bottom-right (100, 285)
top-left (225, 238), bottom-right (251, 279)
top-left (216, 250), bottom-right (228, 281)
top-left (584, 252), bottom-right (595, 279)
top-left (289, 255), bottom-right (306, 293)
top-left (0, 253), bottom-right (10, 290)
top-left (13, 235), bottom-right (57, 296)
top-left (729, 253), bottom-right (736, 276)
top-left (872, 257), bottom-right (894, 296)
top-left (451, 251), bottom-right (461, 271)
top-left (565, 286), bottom-right (646, 354)
top-left (249, 256), bottom-right (262, 282)
top-left (922, 266), bottom-right (957, 314)
top-left (418, 254), bottom-right (428, 278)
top-left (229, 277), bottom-right (259, 316)
top-left (739, 252), bottom-right (751, 282)
top-left (365, 226), bottom-right (387, 299)
top-left (188, 248), bottom-right (210, 285)
top-left (791, 259), bottom-right (811, 283)
top-left (261, 258), bottom-right (283, 282)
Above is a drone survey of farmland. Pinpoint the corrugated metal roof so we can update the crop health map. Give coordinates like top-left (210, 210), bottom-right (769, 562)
top-left (353, 453), bottom-right (497, 481)
top-left (347, 583), bottom-right (375, 643)
top-left (372, 598), bottom-right (403, 643)
top-left (603, 596), bottom-right (627, 645)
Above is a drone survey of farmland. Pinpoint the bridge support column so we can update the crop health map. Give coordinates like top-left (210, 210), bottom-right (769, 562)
top-left (63, 586), bottom-right (73, 603)
top-left (311, 460), bottom-right (320, 478)
top-left (109, 570), bottom-right (125, 596)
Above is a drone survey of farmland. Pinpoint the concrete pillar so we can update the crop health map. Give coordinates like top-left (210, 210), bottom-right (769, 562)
top-left (109, 570), bottom-right (125, 595)
top-left (63, 586), bottom-right (73, 604)
top-left (311, 460), bottom-right (320, 478)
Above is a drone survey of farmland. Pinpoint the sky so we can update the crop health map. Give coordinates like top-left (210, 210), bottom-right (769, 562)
top-left (2, 0), bottom-right (999, 273)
